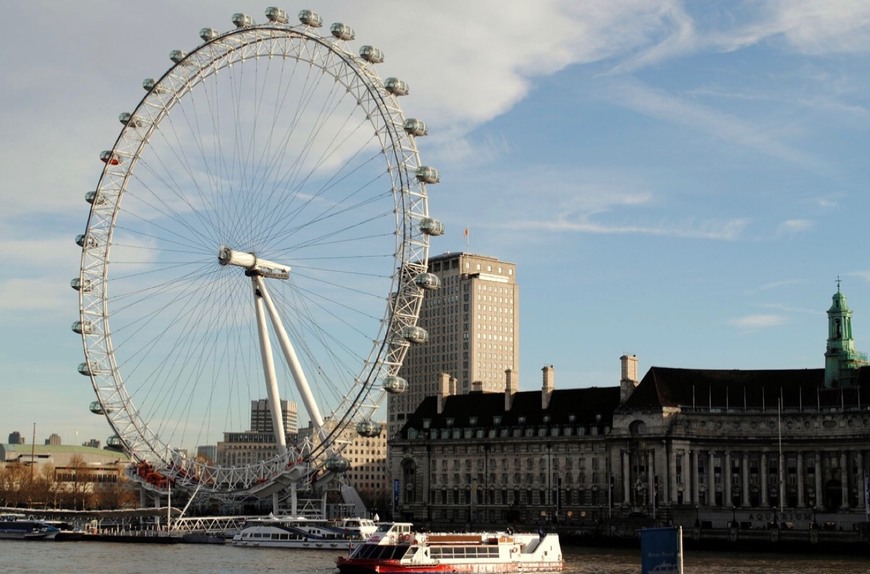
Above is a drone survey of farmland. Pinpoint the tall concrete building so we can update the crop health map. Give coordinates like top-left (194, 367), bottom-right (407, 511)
top-left (388, 252), bottom-right (518, 437)
top-left (251, 398), bottom-right (298, 434)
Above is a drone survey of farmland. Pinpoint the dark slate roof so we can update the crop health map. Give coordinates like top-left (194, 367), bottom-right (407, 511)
top-left (619, 366), bottom-right (870, 411)
top-left (399, 387), bottom-right (621, 437)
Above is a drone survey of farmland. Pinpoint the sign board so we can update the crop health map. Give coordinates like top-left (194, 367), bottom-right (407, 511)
top-left (640, 526), bottom-right (683, 574)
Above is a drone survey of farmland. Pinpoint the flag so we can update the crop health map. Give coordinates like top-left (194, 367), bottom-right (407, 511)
top-left (464, 227), bottom-right (469, 237)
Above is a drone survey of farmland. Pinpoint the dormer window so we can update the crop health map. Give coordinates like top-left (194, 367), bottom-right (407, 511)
top-left (493, 415), bottom-right (502, 426)
top-left (517, 416), bottom-right (526, 425)
top-left (445, 418), bottom-right (454, 428)
top-left (422, 418), bottom-right (431, 429)
top-left (468, 416), bottom-right (478, 426)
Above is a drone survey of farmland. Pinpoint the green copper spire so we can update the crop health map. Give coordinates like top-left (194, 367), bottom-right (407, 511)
top-left (824, 279), bottom-right (866, 388)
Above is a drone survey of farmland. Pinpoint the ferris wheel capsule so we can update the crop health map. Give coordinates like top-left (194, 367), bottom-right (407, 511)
top-left (70, 278), bottom-right (92, 293)
top-left (75, 233), bottom-right (97, 248)
top-left (169, 50), bottom-right (187, 64)
top-left (325, 455), bottom-right (350, 473)
top-left (99, 150), bottom-right (122, 165)
top-left (232, 13), bottom-right (254, 28)
top-left (85, 190), bottom-right (105, 205)
top-left (142, 78), bottom-right (166, 94)
top-left (330, 23), bottom-right (354, 41)
top-left (77, 362), bottom-right (98, 376)
top-left (266, 7), bottom-right (288, 23)
top-left (360, 45), bottom-right (384, 64)
top-left (71, 320), bottom-right (93, 335)
top-left (414, 273), bottom-right (440, 290)
top-left (89, 401), bottom-right (113, 415)
top-left (403, 119), bottom-right (428, 136)
top-left (382, 375), bottom-right (408, 394)
top-left (384, 78), bottom-right (408, 96)
top-left (419, 217), bottom-right (445, 236)
top-left (298, 9), bottom-right (322, 27)
top-left (105, 435), bottom-right (124, 452)
top-left (118, 112), bottom-right (144, 128)
top-left (416, 166), bottom-right (439, 184)
top-left (356, 419), bottom-right (382, 437)
top-left (200, 27), bottom-right (219, 42)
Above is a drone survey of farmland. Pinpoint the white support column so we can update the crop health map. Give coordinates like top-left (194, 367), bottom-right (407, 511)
top-left (691, 450), bottom-right (700, 505)
top-left (252, 276), bottom-right (288, 456)
top-left (815, 451), bottom-right (823, 506)
top-left (761, 452), bottom-right (768, 507)
top-left (647, 450), bottom-right (656, 507)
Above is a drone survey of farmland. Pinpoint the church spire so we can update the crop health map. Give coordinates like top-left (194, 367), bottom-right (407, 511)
top-left (824, 279), bottom-right (863, 388)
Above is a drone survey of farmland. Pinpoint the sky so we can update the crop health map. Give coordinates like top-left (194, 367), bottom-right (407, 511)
top-left (3, 0), bottom-right (870, 447)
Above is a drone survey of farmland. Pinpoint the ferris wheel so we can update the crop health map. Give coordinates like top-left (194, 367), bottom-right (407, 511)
top-left (73, 7), bottom-right (443, 496)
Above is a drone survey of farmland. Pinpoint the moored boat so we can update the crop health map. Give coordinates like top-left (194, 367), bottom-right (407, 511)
top-left (0, 514), bottom-right (60, 541)
top-left (232, 514), bottom-right (370, 550)
top-left (335, 522), bottom-right (564, 574)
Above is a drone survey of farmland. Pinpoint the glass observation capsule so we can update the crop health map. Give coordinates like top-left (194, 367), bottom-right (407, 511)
top-left (356, 419), bottom-right (382, 437)
top-left (399, 325), bottom-right (428, 345)
top-left (71, 320), bottom-right (93, 335)
top-left (298, 9), bottom-right (322, 27)
top-left (382, 375), bottom-right (408, 394)
top-left (85, 190), bottom-right (105, 205)
top-left (414, 273), bottom-right (440, 290)
top-left (99, 150), bottom-right (122, 165)
top-left (169, 49), bottom-right (187, 64)
top-left (415, 166), bottom-right (439, 184)
top-left (325, 455), bottom-right (350, 473)
top-left (384, 78), bottom-right (408, 96)
top-left (70, 278), bottom-right (92, 292)
top-left (232, 13), bottom-right (254, 28)
top-left (360, 45), bottom-right (384, 64)
top-left (330, 23), bottom-right (354, 40)
top-left (200, 27), bottom-right (219, 42)
top-left (419, 217), bottom-right (445, 236)
top-left (266, 6), bottom-right (288, 23)
top-left (403, 119), bottom-right (427, 136)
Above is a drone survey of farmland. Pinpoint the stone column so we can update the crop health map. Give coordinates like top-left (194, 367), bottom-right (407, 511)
top-left (622, 450), bottom-right (631, 505)
top-left (669, 448), bottom-right (679, 504)
top-left (708, 451), bottom-right (716, 506)
top-left (742, 451), bottom-right (750, 507)
top-left (648, 449), bottom-right (656, 506)
top-left (692, 450), bottom-right (700, 505)
top-left (858, 451), bottom-right (865, 510)
top-left (724, 451), bottom-right (732, 507)
top-left (779, 450), bottom-right (786, 507)
top-left (797, 452), bottom-right (805, 508)
top-left (814, 451), bottom-right (822, 506)
top-left (761, 452), bottom-right (769, 507)
top-left (841, 451), bottom-right (849, 509)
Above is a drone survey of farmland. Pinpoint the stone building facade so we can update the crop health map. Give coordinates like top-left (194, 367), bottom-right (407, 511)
top-left (390, 287), bottom-right (870, 530)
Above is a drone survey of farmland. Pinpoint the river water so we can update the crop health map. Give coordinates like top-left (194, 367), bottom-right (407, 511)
top-left (3, 540), bottom-right (869, 573)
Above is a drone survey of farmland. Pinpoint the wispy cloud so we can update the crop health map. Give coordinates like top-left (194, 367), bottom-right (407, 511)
top-left (728, 314), bottom-right (788, 330)
top-left (776, 219), bottom-right (814, 235)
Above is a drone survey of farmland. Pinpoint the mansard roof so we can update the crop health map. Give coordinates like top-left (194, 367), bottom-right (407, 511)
top-left (399, 386), bottom-right (621, 437)
top-left (620, 365), bottom-right (870, 411)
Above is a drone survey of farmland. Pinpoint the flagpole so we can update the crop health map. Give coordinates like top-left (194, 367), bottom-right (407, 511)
top-left (464, 227), bottom-right (469, 251)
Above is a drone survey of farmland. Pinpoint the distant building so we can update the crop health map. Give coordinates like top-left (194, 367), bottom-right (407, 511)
top-left (389, 252), bottom-right (518, 437)
top-left (196, 445), bottom-right (217, 463)
top-left (44, 433), bottom-right (61, 446)
top-left (82, 439), bottom-right (101, 449)
top-left (251, 398), bottom-right (298, 434)
top-left (0, 443), bottom-right (130, 488)
top-left (215, 399), bottom-right (299, 467)
top-left (7, 432), bottom-right (24, 445)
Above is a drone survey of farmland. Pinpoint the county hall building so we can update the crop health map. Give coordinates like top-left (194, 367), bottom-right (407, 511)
top-left (389, 285), bottom-right (870, 532)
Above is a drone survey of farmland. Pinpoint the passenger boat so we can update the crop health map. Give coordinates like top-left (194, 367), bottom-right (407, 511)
top-left (0, 514), bottom-right (60, 540)
top-left (232, 514), bottom-right (373, 549)
top-left (335, 522), bottom-right (564, 573)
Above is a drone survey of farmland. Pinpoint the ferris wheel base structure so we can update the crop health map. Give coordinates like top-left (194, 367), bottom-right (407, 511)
top-left (75, 6), bottom-right (443, 504)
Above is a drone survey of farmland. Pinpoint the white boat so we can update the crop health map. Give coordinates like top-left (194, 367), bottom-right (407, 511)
top-left (335, 522), bottom-right (564, 573)
top-left (0, 514), bottom-right (60, 540)
top-left (231, 515), bottom-right (372, 550)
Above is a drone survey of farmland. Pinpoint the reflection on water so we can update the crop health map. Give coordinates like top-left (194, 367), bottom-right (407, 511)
top-left (2, 539), bottom-right (870, 574)
top-left (564, 545), bottom-right (870, 574)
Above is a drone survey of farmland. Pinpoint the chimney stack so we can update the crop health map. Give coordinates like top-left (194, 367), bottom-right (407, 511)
top-left (542, 365), bottom-right (555, 409)
top-left (471, 380), bottom-right (483, 393)
top-left (437, 372), bottom-right (451, 414)
top-left (504, 369), bottom-right (517, 411)
top-left (619, 354), bottom-right (639, 403)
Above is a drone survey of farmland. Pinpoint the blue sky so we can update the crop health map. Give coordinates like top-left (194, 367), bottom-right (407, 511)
top-left (3, 0), bottom-right (870, 446)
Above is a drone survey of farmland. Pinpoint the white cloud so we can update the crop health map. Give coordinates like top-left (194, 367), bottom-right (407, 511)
top-left (776, 219), bottom-right (814, 235)
top-left (728, 314), bottom-right (788, 330)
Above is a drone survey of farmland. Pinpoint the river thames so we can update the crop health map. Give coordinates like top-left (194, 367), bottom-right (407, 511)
top-left (3, 541), bottom-right (870, 574)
